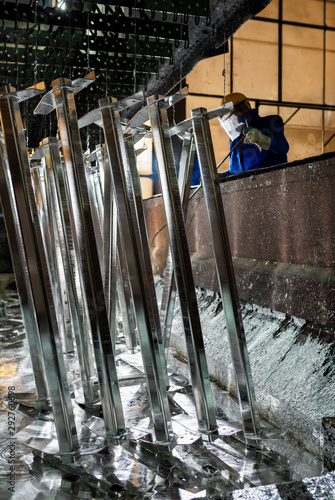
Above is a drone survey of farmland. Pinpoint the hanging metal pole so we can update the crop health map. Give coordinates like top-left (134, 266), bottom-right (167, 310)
top-left (191, 107), bottom-right (260, 439)
top-left (99, 95), bottom-right (173, 443)
top-left (0, 84), bottom-right (78, 455)
top-left (38, 137), bottom-right (99, 406)
top-left (147, 95), bottom-right (218, 435)
top-left (85, 163), bottom-right (104, 269)
top-left (160, 131), bottom-right (195, 355)
top-left (34, 73), bottom-right (125, 440)
top-left (30, 160), bottom-right (74, 355)
top-left (0, 111), bottom-right (49, 409)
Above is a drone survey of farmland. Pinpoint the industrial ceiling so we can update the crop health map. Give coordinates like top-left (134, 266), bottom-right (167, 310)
top-left (0, 0), bottom-right (272, 146)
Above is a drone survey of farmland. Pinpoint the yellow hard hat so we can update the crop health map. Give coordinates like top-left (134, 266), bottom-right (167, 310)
top-left (221, 92), bottom-right (250, 116)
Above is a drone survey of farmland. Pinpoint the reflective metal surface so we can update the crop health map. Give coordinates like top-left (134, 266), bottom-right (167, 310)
top-left (0, 83), bottom-right (331, 499)
top-left (160, 131), bottom-right (195, 355)
top-left (169, 101), bottom-right (234, 136)
top-left (191, 107), bottom-right (260, 438)
top-left (0, 85), bottom-right (78, 455)
top-left (99, 95), bottom-right (173, 443)
top-left (147, 96), bottom-right (217, 435)
top-left (0, 297), bottom-right (325, 499)
top-left (0, 131), bottom-right (49, 409)
top-left (40, 137), bottom-right (99, 406)
top-left (30, 160), bottom-right (74, 355)
top-left (34, 71), bottom-right (95, 115)
top-left (38, 76), bottom-right (125, 440)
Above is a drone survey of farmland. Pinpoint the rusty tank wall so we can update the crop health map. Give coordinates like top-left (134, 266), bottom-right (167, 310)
top-left (146, 151), bottom-right (335, 330)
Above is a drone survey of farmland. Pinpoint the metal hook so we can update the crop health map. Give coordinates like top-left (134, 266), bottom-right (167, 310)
top-left (184, 38), bottom-right (189, 49)
top-left (195, 13), bottom-right (200, 25)
top-left (206, 15), bottom-right (211, 26)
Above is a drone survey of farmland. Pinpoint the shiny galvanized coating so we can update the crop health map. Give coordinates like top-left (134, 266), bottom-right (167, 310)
top-left (85, 164), bottom-right (103, 269)
top-left (191, 107), bottom-right (260, 438)
top-left (0, 129), bottom-right (49, 407)
top-left (99, 96), bottom-right (173, 443)
top-left (0, 86), bottom-right (78, 454)
top-left (42, 137), bottom-right (99, 405)
top-left (160, 131), bottom-right (195, 354)
top-left (97, 145), bottom-right (137, 352)
top-left (124, 137), bottom-right (167, 375)
top-left (30, 161), bottom-right (74, 354)
top-left (147, 97), bottom-right (217, 434)
top-left (116, 225), bottom-right (138, 351)
top-left (49, 78), bottom-right (125, 438)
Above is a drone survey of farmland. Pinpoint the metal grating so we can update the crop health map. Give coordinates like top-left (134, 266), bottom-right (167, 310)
top-left (0, 0), bottom-right (213, 148)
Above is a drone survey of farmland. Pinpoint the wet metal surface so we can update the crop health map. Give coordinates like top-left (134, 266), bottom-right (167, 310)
top-left (0, 292), bottom-right (327, 499)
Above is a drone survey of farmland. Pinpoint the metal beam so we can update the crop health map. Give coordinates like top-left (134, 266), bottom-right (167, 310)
top-left (0, 84), bottom-right (79, 456)
top-left (190, 106), bottom-right (260, 440)
top-left (35, 74), bottom-right (126, 440)
top-left (99, 94), bottom-right (173, 443)
top-left (147, 95), bottom-right (218, 435)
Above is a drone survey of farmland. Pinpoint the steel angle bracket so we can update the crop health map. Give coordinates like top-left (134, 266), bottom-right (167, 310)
top-left (78, 91), bottom-right (145, 129)
top-left (127, 87), bottom-right (188, 130)
top-left (0, 82), bottom-right (46, 102)
top-left (169, 101), bottom-right (234, 137)
top-left (30, 139), bottom-right (61, 160)
top-left (34, 71), bottom-right (95, 115)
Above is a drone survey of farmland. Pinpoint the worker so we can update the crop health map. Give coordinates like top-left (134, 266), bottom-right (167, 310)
top-left (218, 92), bottom-right (289, 176)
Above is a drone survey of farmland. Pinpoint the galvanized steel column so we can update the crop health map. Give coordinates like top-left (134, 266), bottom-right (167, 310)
top-left (40, 138), bottom-right (99, 406)
top-left (191, 107), bottom-right (260, 438)
top-left (35, 75), bottom-right (125, 440)
top-left (147, 96), bottom-right (218, 435)
top-left (0, 85), bottom-right (78, 454)
top-left (30, 160), bottom-right (74, 355)
top-left (160, 131), bottom-right (195, 355)
top-left (99, 96), bottom-right (173, 443)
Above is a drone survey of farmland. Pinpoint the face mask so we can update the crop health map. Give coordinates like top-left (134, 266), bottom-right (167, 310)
top-left (219, 113), bottom-right (245, 140)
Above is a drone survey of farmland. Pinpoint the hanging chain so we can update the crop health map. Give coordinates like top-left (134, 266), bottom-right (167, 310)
top-left (33, 0), bottom-right (38, 85)
top-left (87, 10), bottom-right (91, 72)
top-left (133, 3), bottom-right (137, 94)
top-left (222, 0), bottom-right (226, 101)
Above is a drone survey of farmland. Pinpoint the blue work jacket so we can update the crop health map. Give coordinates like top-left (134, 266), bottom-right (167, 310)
top-left (222, 109), bottom-right (289, 176)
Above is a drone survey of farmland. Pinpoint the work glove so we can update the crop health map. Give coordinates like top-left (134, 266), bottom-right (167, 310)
top-left (244, 127), bottom-right (271, 151)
